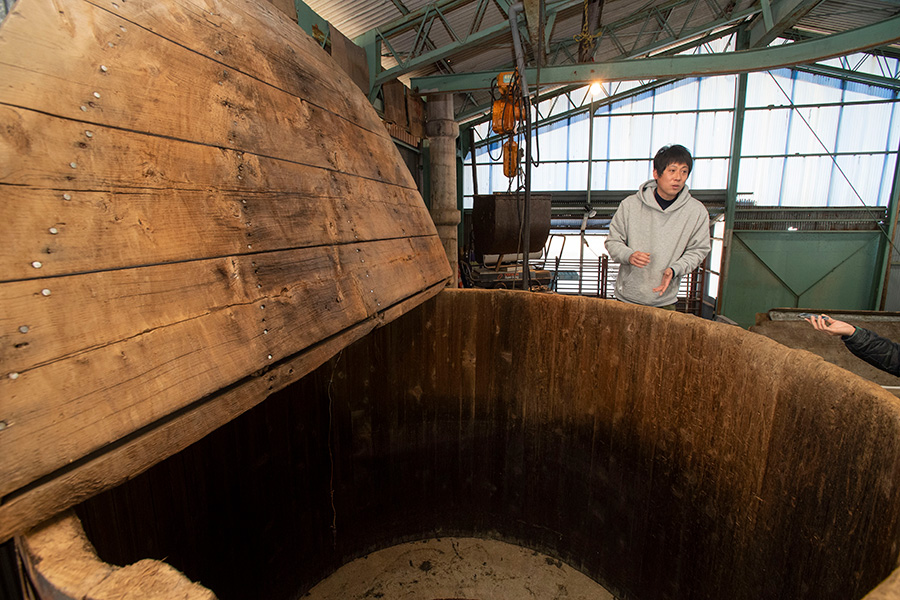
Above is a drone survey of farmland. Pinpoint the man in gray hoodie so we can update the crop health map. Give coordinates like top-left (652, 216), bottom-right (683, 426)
top-left (605, 145), bottom-right (711, 309)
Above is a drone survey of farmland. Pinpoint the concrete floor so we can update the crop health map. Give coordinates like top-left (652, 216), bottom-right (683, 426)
top-left (302, 537), bottom-right (616, 600)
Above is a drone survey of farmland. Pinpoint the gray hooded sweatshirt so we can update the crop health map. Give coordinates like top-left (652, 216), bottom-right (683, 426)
top-left (605, 179), bottom-right (711, 307)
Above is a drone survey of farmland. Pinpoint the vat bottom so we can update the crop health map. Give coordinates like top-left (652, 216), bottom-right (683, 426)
top-left (303, 537), bottom-right (615, 600)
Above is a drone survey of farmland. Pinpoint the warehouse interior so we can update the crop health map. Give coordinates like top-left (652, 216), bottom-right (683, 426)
top-left (3, 0), bottom-right (900, 599)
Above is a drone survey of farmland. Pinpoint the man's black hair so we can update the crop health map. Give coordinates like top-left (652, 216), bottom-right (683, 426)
top-left (653, 144), bottom-right (693, 175)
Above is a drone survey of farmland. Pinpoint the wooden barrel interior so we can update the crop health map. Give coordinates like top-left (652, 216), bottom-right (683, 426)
top-left (73, 289), bottom-right (900, 600)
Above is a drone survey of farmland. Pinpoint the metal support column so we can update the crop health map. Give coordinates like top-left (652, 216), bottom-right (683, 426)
top-left (719, 30), bottom-right (749, 315)
top-left (877, 134), bottom-right (900, 309)
top-left (579, 96), bottom-right (596, 295)
top-left (426, 93), bottom-right (461, 286)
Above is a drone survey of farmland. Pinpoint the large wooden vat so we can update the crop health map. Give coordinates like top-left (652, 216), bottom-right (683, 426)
top-left (0, 0), bottom-right (449, 545)
top-left (6, 0), bottom-right (900, 598)
top-left (19, 289), bottom-right (900, 599)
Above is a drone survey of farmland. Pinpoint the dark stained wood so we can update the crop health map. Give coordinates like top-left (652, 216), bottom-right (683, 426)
top-left (0, 0), bottom-right (450, 541)
top-left (0, 235), bottom-right (447, 503)
top-left (1, 279), bottom-right (445, 543)
top-left (383, 79), bottom-right (409, 127)
top-left (74, 290), bottom-right (900, 600)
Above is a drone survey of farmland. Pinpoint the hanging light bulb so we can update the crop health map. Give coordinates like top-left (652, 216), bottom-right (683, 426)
top-left (589, 81), bottom-right (602, 97)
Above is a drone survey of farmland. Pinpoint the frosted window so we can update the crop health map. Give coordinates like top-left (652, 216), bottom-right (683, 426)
top-left (746, 70), bottom-right (794, 107)
top-left (568, 115), bottom-right (590, 161)
top-left (531, 161), bottom-right (568, 192)
top-left (780, 156), bottom-right (836, 206)
top-left (737, 157), bottom-right (785, 205)
top-left (650, 112), bottom-right (697, 153)
top-left (590, 115), bottom-right (611, 161)
top-left (828, 154), bottom-right (894, 207)
top-left (537, 123), bottom-right (570, 161)
top-left (695, 111), bottom-right (733, 156)
top-left (741, 109), bottom-right (790, 155)
top-left (786, 106), bottom-right (840, 154)
top-left (698, 76), bottom-right (737, 109)
top-left (837, 104), bottom-right (893, 152)
top-left (568, 162), bottom-right (588, 189)
top-left (691, 158), bottom-right (729, 189)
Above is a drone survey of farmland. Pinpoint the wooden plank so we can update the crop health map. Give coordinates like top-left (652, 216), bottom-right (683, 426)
top-left (0, 106), bottom-right (437, 278)
top-left (329, 24), bottom-right (369, 95)
top-left (0, 281), bottom-right (446, 542)
top-left (0, 104), bottom-right (412, 196)
top-left (0, 235), bottom-right (449, 500)
top-left (0, 183), bottom-right (435, 280)
top-left (265, 0), bottom-right (296, 21)
top-left (407, 91), bottom-right (426, 140)
top-left (18, 511), bottom-right (215, 599)
top-left (0, 0), bottom-right (451, 543)
top-left (0, 0), bottom-right (413, 189)
top-left (78, 0), bottom-right (384, 136)
top-left (383, 79), bottom-right (409, 127)
top-left (17, 512), bottom-right (118, 600)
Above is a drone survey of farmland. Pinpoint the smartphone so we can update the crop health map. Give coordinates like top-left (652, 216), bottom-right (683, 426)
top-left (798, 313), bottom-right (831, 321)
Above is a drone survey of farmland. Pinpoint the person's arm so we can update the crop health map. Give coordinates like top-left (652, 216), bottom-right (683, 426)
top-left (806, 316), bottom-right (900, 377)
top-left (604, 203), bottom-right (635, 265)
top-left (669, 212), bottom-right (711, 278)
top-left (842, 327), bottom-right (900, 377)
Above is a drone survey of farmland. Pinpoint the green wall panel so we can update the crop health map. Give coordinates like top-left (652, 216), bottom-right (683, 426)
top-left (721, 231), bottom-right (883, 328)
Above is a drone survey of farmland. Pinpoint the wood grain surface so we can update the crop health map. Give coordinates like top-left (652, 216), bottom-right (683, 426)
top-left (0, 0), bottom-right (450, 541)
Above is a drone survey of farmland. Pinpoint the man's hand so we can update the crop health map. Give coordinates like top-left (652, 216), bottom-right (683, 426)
top-left (653, 268), bottom-right (674, 295)
top-left (629, 251), bottom-right (651, 268)
top-left (805, 315), bottom-right (855, 337)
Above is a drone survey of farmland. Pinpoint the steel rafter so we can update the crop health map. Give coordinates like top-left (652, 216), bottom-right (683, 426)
top-left (796, 63), bottom-right (900, 91)
top-left (412, 15), bottom-right (900, 92)
top-left (362, 0), bottom-right (583, 88)
top-left (468, 79), bottom-right (679, 149)
top-left (566, 0), bottom-right (751, 63)
top-left (364, 0), bottom-right (750, 92)
top-left (369, 0), bottom-right (483, 115)
top-left (456, 24), bottom-right (741, 122)
top-left (747, 0), bottom-right (824, 48)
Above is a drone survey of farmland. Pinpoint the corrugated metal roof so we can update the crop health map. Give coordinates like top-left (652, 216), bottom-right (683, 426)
top-left (308, 0), bottom-right (899, 118)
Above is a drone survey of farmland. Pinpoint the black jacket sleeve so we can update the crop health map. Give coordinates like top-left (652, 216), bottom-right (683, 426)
top-left (842, 327), bottom-right (900, 377)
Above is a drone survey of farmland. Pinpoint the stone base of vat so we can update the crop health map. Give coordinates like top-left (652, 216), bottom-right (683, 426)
top-left (303, 537), bottom-right (615, 600)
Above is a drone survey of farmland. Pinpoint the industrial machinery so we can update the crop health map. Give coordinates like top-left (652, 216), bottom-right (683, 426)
top-left (462, 193), bottom-right (553, 290)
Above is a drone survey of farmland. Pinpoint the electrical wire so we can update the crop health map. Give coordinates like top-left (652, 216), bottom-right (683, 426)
top-left (486, 77), bottom-right (503, 163)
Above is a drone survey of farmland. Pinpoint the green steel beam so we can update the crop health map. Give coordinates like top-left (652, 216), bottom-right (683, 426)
top-left (372, 0), bottom-right (580, 87)
top-left (795, 63), bottom-right (900, 91)
top-left (455, 24), bottom-right (742, 124)
top-left (362, 0), bottom-right (470, 40)
top-left (293, 0), bottom-right (330, 41)
top-left (747, 0), bottom-right (822, 48)
top-left (470, 79), bottom-right (677, 148)
top-left (877, 134), bottom-right (900, 308)
top-left (720, 69), bottom-right (748, 315)
top-left (411, 15), bottom-right (900, 92)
